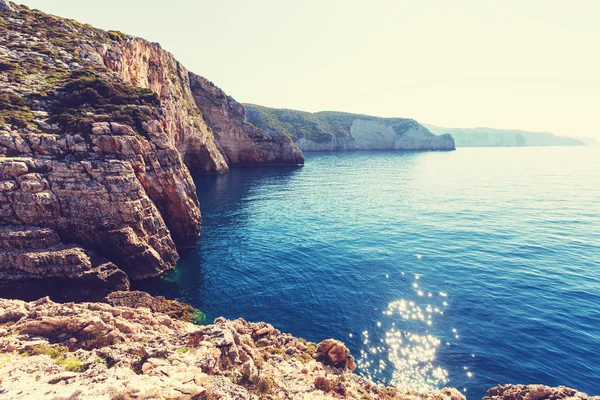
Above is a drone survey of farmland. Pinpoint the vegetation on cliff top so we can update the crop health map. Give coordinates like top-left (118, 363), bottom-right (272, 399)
top-left (244, 104), bottom-right (425, 143)
top-left (1, 3), bottom-right (160, 135)
top-left (48, 69), bottom-right (161, 135)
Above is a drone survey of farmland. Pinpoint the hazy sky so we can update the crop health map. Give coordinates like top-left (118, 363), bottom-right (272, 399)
top-left (17, 0), bottom-right (600, 138)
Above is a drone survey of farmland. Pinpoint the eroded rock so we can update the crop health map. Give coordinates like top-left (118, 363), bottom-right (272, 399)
top-left (484, 384), bottom-right (599, 400)
top-left (316, 338), bottom-right (357, 372)
top-left (0, 297), bottom-right (467, 399)
top-left (189, 73), bottom-right (304, 167)
top-left (103, 290), bottom-right (196, 322)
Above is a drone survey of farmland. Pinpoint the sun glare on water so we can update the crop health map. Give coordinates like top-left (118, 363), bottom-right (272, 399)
top-left (356, 276), bottom-right (453, 392)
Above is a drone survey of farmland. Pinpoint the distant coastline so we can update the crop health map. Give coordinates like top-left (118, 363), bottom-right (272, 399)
top-left (244, 104), bottom-right (455, 152)
top-left (424, 124), bottom-right (596, 147)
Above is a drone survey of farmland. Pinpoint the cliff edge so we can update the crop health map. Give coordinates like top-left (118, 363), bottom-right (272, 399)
top-left (0, 1), bottom-right (301, 296)
top-left (189, 74), bottom-right (304, 167)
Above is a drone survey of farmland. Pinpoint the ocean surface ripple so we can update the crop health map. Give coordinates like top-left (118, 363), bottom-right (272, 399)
top-left (137, 147), bottom-right (600, 397)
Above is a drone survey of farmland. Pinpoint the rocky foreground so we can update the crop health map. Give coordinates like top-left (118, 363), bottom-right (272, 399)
top-left (0, 296), bottom-right (597, 400)
top-left (0, 295), bottom-right (463, 400)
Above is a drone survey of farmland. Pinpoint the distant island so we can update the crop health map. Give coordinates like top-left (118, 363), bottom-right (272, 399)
top-left (244, 104), bottom-right (455, 152)
top-left (424, 124), bottom-right (594, 147)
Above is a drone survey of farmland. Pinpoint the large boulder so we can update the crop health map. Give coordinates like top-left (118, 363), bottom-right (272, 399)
top-left (316, 338), bottom-right (357, 372)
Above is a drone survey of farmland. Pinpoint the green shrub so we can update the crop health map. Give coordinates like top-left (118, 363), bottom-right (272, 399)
top-left (191, 309), bottom-right (206, 325)
top-left (29, 345), bottom-right (82, 372)
top-left (107, 30), bottom-right (126, 42)
top-left (56, 356), bottom-right (83, 372)
top-left (0, 61), bottom-right (19, 72)
top-left (0, 93), bottom-right (28, 111)
top-left (47, 69), bottom-right (160, 135)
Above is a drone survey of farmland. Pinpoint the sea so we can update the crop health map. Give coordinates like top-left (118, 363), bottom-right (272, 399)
top-left (136, 146), bottom-right (600, 398)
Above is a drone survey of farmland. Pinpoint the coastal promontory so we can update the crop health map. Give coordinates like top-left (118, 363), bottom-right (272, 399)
top-left (244, 104), bottom-right (456, 152)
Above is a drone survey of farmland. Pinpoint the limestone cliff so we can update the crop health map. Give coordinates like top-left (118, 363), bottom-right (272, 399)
top-left (244, 104), bottom-right (456, 152)
top-left (189, 74), bottom-right (304, 166)
top-left (0, 1), bottom-right (301, 294)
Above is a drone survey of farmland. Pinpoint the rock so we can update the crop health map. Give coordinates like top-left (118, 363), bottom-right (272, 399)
top-left (103, 290), bottom-right (196, 322)
top-left (189, 74), bottom-right (304, 167)
top-left (316, 338), bottom-right (357, 372)
top-left (0, 0), bottom-right (306, 294)
top-left (0, 297), bottom-right (468, 400)
top-left (0, 225), bottom-right (129, 301)
top-left (484, 384), bottom-right (599, 400)
top-left (0, 0), bottom-right (15, 13)
top-left (100, 39), bottom-right (229, 176)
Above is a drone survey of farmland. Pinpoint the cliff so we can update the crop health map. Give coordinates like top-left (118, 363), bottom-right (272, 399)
top-left (244, 104), bottom-right (456, 151)
top-left (424, 125), bottom-right (587, 147)
top-left (189, 74), bottom-right (304, 166)
top-left (0, 1), bottom-right (301, 295)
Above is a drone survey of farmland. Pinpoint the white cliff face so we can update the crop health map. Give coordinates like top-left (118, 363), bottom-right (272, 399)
top-left (350, 119), bottom-right (397, 149)
top-left (295, 136), bottom-right (357, 151)
top-left (295, 119), bottom-right (455, 152)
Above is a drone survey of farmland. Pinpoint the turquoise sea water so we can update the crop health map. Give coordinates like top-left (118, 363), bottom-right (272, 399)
top-left (137, 147), bottom-right (600, 398)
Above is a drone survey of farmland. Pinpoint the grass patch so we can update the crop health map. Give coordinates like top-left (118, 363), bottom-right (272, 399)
top-left (269, 347), bottom-right (284, 355)
top-left (29, 345), bottom-right (82, 372)
top-left (56, 356), bottom-right (83, 372)
top-left (30, 345), bottom-right (67, 359)
top-left (295, 352), bottom-right (313, 363)
top-left (107, 30), bottom-right (126, 42)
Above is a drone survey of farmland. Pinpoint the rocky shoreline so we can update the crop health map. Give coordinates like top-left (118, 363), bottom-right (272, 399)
top-left (0, 1), bottom-right (598, 399)
top-left (1, 295), bottom-right (597, 400)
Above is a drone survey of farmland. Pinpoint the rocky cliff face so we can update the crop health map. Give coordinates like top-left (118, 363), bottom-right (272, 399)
top-left (99, 39), bottom-right (229, 175)
top-left (0, 225), bottom-right (129, 301)
top-left (244, 104), bottom-right (456, 152)
top-left (0, 2), bottom-right (301, 294)
top-left (189, 74), bottom-right (304, 166)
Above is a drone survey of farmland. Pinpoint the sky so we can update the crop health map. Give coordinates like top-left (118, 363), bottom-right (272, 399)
top-left (16, 0), bottom-right (600, 138)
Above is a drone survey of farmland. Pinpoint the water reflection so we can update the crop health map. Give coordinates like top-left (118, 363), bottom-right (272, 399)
top-left (357, 275), bottom-right (451, 392)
